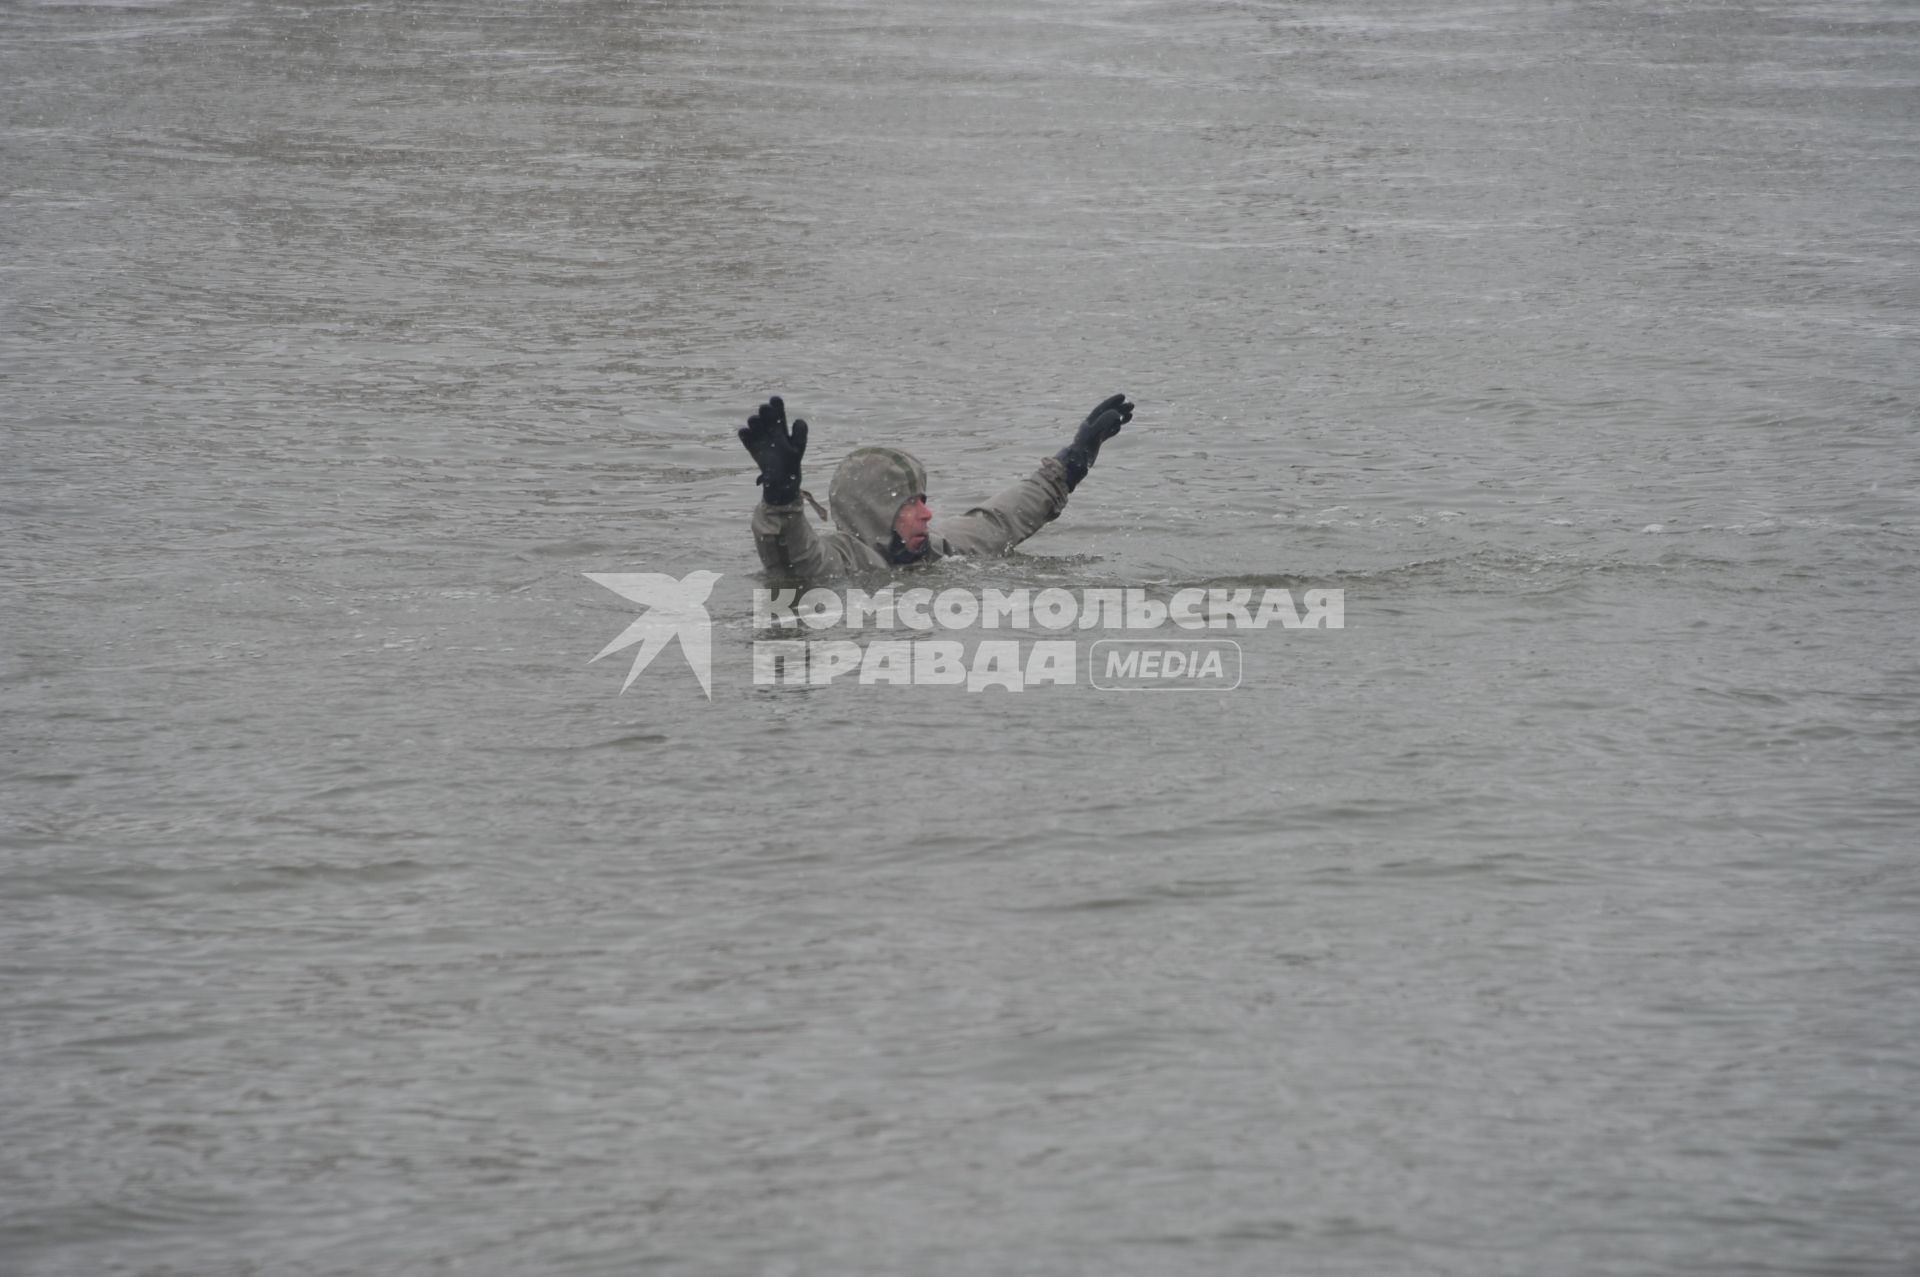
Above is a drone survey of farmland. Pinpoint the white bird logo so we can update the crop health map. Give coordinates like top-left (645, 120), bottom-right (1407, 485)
top-left (584, 570), bottom-right (722, 697)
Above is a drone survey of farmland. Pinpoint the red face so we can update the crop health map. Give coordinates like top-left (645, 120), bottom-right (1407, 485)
top-left (893, 495), bottom-right (932, 553)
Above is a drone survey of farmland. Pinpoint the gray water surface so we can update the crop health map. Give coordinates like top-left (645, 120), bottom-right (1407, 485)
top-left (4, 1), bottom-right (1919, 1274)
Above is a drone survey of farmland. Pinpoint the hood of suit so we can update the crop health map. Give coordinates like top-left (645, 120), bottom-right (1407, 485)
top-left (827, 447), bottom-right (928, 559)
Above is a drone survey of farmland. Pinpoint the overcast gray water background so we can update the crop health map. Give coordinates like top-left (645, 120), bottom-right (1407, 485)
top-left (5, 1), bottom-right (1920, 1273)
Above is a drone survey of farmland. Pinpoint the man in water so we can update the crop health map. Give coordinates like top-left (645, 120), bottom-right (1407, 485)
top-left (739, 393), bottom-right (1134, 579)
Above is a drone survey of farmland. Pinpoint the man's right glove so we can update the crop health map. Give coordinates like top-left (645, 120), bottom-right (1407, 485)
top-left (738, 395), bottom-right (808, 505)
top-left (1055, 393), bottom-right (1133, 492)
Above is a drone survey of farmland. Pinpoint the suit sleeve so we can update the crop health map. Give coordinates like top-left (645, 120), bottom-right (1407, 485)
top-left (752, 499), bottom-right (836, 579)
top-left (929, 457), bottom-right (1072, 557)
top-left (752, 499), bottom-right (843, 580)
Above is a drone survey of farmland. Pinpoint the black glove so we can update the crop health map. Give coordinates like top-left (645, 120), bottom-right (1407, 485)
top-left (738, 395), bottom-right (808, 505)
top-left (1054, 393), bottom-right (1133, 492)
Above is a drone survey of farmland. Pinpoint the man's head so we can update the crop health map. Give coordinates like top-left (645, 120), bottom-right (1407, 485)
top-left (828, 447), bottom-right (932, 564)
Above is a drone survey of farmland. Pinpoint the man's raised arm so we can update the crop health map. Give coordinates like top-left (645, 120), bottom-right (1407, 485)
top-left (932, 393), bottom-right (1134, 557)
top-left (740, 395), bottom-right (832, 579)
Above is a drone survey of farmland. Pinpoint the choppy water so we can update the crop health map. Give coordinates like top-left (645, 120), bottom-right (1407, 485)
top-left (5, 1), bottom-right (1919, 1273)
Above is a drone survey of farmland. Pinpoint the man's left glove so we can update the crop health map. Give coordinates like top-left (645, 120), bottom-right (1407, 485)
top-left (739, 395), bottom-right (808, 505)
top-left (1055, 393), bottom-right (1133, 492)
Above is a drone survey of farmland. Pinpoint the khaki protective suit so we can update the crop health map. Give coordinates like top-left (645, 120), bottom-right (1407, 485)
top-left (752, 447), bottom-right (1073, 579)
